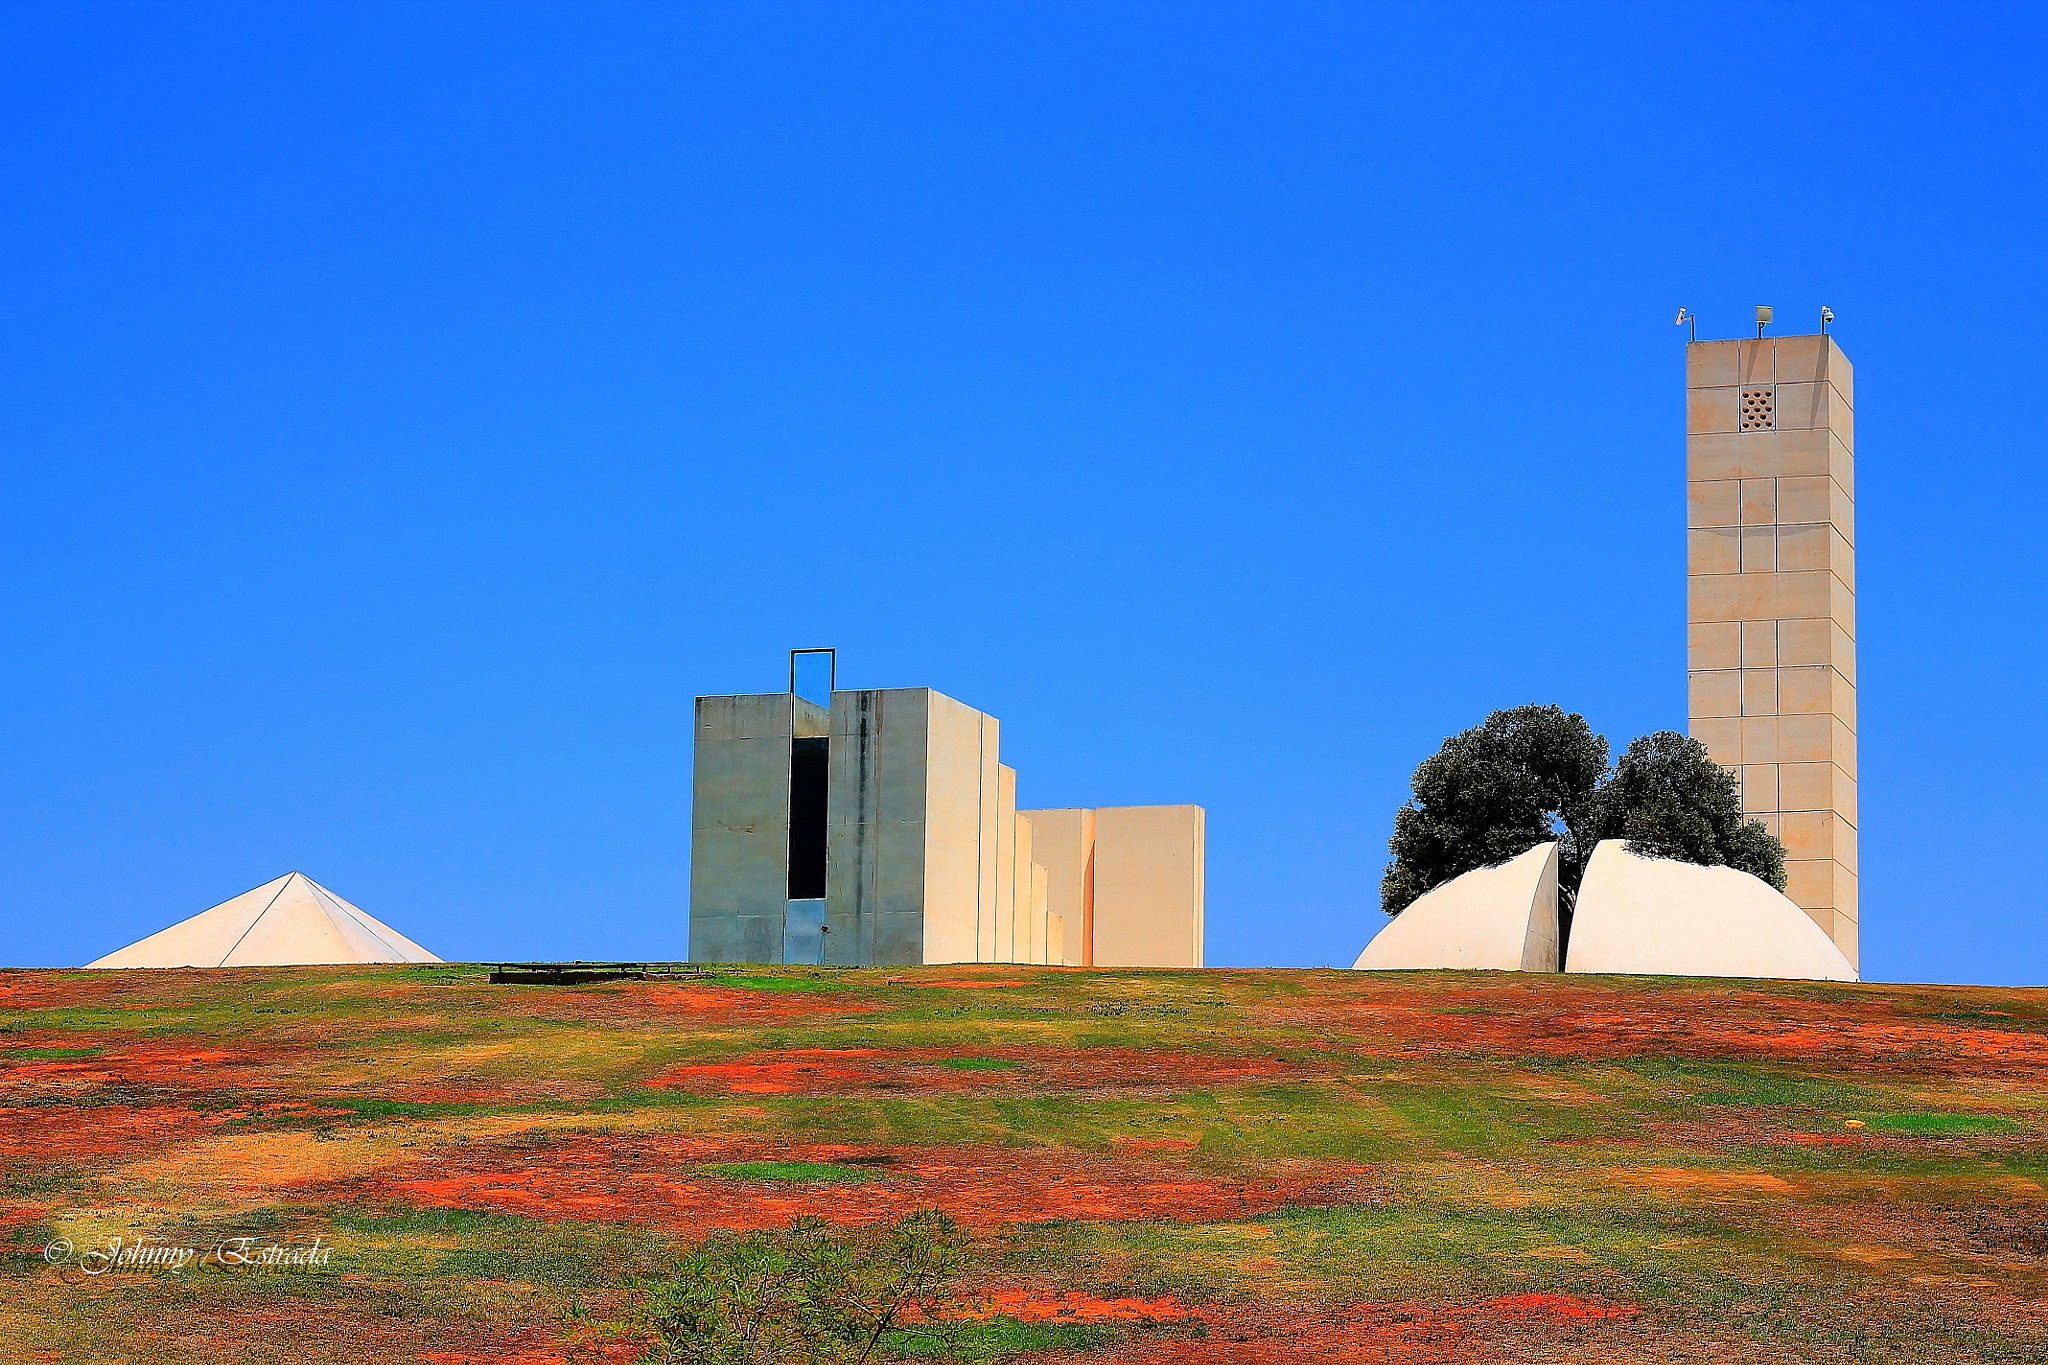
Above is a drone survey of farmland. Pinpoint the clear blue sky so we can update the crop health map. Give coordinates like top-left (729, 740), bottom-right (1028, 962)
top-left (3, 3), bottom-right (2043, 982)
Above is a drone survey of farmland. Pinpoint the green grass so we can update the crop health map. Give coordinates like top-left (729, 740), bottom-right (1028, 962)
top-left (713, 973), bottom-right (862, 993)
top-left (881, 1316), bottom-right (1120, 1360)
top-left (697, 1160), bottom-right (895, 1183)
top-left (1864, 1112), bottom-right (2024, 1137)
top-left (13, 963), bottom-right (2048, 1362)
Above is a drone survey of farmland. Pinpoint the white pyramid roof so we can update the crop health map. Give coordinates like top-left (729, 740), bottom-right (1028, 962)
top-left (85, 872), bottom-right (442, 969)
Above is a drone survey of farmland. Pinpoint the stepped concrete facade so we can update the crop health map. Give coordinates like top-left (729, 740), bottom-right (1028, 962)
top-left (690, 677), bottom-right (1203, 968)
top-left (1023, 804), bottom-right (1206, 969)
top-left (1686, 333), bottom-right (1858, 968)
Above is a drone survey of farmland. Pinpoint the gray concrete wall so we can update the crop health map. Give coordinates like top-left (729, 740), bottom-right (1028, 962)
top-left (824, 688), bottom-right (929, 966)
top-left (690, 693), bottom-right (797, 963)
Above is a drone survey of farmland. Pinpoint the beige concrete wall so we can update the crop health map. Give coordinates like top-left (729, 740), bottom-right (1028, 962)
top-left (993, 768), bottom-right (1018, 962)
top-left (975, 717), bottom-right (1003, 964)
top-left (1687, 334), bottom-right (1858, 967)
top-left (1020, 807), bottom-right (1092, 965)
top-left (1029, 861), bottom-right (1050, 964)
top-left (1010, 808), bottom-right (1038, 963)
top-left (1047, 908), bottom-right (1065, 968)
top-left (1091, 805), bottom-right (1206, 968)
top-left (923, 691), bottom-right (998, 967)
top-left (690, 693), bottom-right (796, 963)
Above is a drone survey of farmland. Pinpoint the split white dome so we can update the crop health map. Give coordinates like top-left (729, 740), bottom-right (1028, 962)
top-left (1353, 842), bottom-right (1561, 973)
top-left (1354, 840), bottom-right (1856, 982)
top-left (85, 872), bottom-right (441, 969)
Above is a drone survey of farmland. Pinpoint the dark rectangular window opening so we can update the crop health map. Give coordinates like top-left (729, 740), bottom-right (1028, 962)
top-left (787, 736), bottom-right (829, 899)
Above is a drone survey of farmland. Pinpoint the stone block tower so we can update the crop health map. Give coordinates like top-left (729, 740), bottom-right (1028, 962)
top-left (1685, 331), bottom-right (1858, 968)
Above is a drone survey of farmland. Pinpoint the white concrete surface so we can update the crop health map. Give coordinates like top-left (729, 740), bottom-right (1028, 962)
top-left (1566, 840), bottom-right (1858, 981)
top-left (86, 872), bottom-right (440, 969)
top-left (1353, 842), bottom-right (1559, 972)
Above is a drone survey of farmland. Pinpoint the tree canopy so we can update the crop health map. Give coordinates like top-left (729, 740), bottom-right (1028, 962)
top-left (1379, 705), bottom-right (1607, 917)
top-left (1580, 730), bottom-right (1787, 891)
top-left (1380, 706), bottom-right (1788, 919)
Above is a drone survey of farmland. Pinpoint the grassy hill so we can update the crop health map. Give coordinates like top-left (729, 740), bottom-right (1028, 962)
top-left (4, 963), bottom-right (2046, 1362)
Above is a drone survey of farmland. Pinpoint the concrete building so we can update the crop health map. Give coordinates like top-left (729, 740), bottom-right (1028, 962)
top-left (1686, 331), bottom-right (1858, 969)
top-left (690, 665), bottom-right (1203, 968)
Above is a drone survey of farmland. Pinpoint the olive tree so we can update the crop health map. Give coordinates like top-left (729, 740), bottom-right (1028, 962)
top-left (1381, 710), bottom-right (1788, 922)
top-left (1379, 705), bottom-right (1608, 917)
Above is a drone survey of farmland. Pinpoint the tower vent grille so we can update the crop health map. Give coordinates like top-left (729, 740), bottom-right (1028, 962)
top-left (1740, 388), bottom-right (1775, 430)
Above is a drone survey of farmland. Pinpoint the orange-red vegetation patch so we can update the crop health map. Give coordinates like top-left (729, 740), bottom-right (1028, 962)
top-left (0, 1203), bottom-right (50, 1233)
top-left (646, 1050), bottom-right (884, 1095)
top-left (1287, 981), bottom-right (2048, 1076)
top-left (328, 1133), bottom-right (1377, 1233)
top-left (959, 1288), bottom-right (1195, 1323)
top-left (1487, 1293), bottom-right (1636, 1320)
top-left (395, 1085), bottom-right (522, 1105)
top-left (421, 1341), bottom-right (641, 1365)
top-left (643, 1046), bottom-right (1305, 1096)
top-left (0, 976), bottom-right (126, 1009)
top-left (0, 1041), bottom-right (274, 1096)
top-left (255, 1101), bottom-right (359, 1118)
top-left (500, 983), bottom-right (880, 1029)
top-left (0, 1103), bottom-right (222, 1159)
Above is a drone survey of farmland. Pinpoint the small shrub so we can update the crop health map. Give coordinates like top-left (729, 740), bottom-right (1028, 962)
top-left (634, 1209), bottom-right (967, 1364)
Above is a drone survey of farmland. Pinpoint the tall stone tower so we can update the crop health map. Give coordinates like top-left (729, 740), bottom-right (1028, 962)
top-left (1685, 331), bottom-right (1857, 968)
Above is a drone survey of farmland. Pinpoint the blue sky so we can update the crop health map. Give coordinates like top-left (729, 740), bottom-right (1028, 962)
top-left (2, 3), bottom-right (2043, 982)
